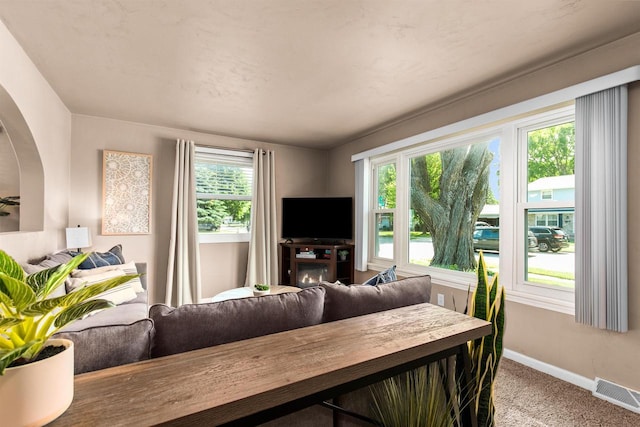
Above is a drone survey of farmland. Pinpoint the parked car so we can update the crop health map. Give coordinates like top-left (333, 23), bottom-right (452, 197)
top-left (473, 227), bottom-right (538, 252)
top-left (475, 221), bottom-right (491, 228)
top-left (473, 227), bottom-right (499, 252)
top-left (528, 226), bottom-right (569, 252)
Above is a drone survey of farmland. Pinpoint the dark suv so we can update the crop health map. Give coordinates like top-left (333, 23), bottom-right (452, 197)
top-left (473, 227), bottom-right (538, 252)
top-left (529, 226), bottom-right (569, 252)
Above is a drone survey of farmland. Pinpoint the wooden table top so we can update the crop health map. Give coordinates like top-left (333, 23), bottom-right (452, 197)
top-left (50, 303), bottom-right (491, 426)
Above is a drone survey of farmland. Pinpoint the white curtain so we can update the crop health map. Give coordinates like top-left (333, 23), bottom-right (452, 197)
top-left (166, 139), bottom-right (202, 306)
top-left (575, 85), bottom-right (628, 332)
top-left (245, 149), bottom-right (278, 286)
top-left (354, 158), bottom-right (369, 271)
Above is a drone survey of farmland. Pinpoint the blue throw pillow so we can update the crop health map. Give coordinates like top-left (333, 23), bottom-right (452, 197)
top-left (363, 265), bottom-right (397, 286)
top-left (68, 244), bottom-right (125, 269)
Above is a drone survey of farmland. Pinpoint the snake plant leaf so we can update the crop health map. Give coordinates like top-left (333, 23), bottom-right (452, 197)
top-left (0, 272), bottom-right (36, 312)
top-left (53, 299), bottom-right (115, 329)
top-left (473, 251), bottom-right (489, 322)
top-left (493, 287), bottom-right (505, 370)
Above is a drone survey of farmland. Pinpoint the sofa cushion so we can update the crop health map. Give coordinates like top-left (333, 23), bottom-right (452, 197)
top-left (149, 287), bottom-right (326, 358)
top-left (67, 244), bottom-right (125, 269)
top-left (59, 301), bottom-right (149, 332)
top-left (54, 318), bottom-right (154, 374)
top-left (320, 275), bottom-right (431, 322)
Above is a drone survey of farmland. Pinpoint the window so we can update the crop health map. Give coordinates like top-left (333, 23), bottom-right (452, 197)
top-left (517, 115), bottom-right (575, 301)
top-left (363, 105), bottom-right (575, 313)
top-left (354, 68), bottom-right (637, 315)
top-left (195, 147), bottom-right (253, 243)
top-left (372, 160), bottom-right (396, 260)
top-left (406, 134), bottom-right (501, 273)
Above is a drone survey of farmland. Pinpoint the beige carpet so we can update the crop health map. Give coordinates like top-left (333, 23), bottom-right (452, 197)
top-left (495, 358), bottom-right (640, 426)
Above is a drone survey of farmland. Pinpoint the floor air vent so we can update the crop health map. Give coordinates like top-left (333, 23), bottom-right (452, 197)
top-left (593, 377), bottom-right (640, 413)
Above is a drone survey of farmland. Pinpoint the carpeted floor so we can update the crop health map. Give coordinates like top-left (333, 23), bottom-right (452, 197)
top-left (494, 358), bottom-right (640, 426)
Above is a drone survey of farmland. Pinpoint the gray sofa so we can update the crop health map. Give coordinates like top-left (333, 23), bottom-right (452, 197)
top-left (55, 274), bottom-right (432, 425)
top-left (53, 263), bottom-right (153, 373)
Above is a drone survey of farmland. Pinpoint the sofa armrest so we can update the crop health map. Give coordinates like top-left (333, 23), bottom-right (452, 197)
top-left (135, 262), bottom-right (147, 290)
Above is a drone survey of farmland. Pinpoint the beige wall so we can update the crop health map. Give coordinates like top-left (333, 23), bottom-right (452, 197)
top-left (69, 115), bottom-right (328, 303)
top-left (331, 32), bottom-right (640, 390)
top-left (0, 18), bottom-right (71, 261)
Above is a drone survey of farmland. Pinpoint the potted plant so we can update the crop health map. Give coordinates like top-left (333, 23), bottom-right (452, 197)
top-left (0, 249), bottom-right (138, 426)
top-left (253, 283), bottom-right (270, 296)
top-left (338, 249), bottom-right (349, 261)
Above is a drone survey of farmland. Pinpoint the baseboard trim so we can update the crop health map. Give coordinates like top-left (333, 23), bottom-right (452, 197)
top-left (503, 348), bottom-right (594, 391)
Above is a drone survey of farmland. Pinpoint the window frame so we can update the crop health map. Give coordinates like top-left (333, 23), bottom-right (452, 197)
top-left (194, 147), bottom-right (254, 244)
top-left (365, 105), bottom-right (576, 314)
top-left (370, 156), bottom-right (398, 263)
top-left (513, 106), bottom-right (575, 305)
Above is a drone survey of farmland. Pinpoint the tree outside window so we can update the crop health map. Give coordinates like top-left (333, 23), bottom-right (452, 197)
top-left (195, 160), bottom-right (252, 235)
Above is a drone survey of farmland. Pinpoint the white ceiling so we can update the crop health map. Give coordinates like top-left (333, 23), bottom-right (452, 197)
top-left (2, 1), bottom-right (640, 149)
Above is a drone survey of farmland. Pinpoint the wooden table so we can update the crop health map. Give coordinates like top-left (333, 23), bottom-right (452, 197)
top-left (50, 303), bottom-right (491, 426)
top-left (210, 285), bottom-right (301, 302)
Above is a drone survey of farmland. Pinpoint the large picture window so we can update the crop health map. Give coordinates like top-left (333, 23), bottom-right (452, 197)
top-left (195, 148), bottom-right (253, 243)
top-left (355, 68), bottom-right (635, 317)
top-left (365, 105), bottom-right (575, 311)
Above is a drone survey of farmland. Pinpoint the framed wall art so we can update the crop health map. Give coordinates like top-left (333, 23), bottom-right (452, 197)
top-left (102, 150), bottom-right (152, 235)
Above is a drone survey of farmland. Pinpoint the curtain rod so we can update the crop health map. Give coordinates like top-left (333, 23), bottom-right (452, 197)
top-left (195, 144), bottom-right (255, 154)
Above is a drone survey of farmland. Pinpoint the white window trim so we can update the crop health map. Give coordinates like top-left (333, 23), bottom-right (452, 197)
top-left (195, 146), bottom-right (253, 244)
top-left (354, 67), bottom-right (639, 315)
top-left (360, 107), bottom-right (578, 315)
top-left (352, 66), bottom-right (640, 163)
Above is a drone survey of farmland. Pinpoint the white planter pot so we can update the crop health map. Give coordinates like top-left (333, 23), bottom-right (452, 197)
top-left (0, 338), bottom-right (74, 427)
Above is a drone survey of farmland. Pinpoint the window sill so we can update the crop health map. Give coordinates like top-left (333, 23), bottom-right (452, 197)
top-left (198, 233), bottom-right (250, 244)
top-left (367, 262), bottom-right (575, 316)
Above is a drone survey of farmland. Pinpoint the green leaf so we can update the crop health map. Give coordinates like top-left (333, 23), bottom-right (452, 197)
top-left (53, 300), bottom-right (114, 329)
top-left (20, 295), bottom-right (67, 317)
top-left (0, 250), bottom-right (25, 281)
top-left (61, 274), bottom-right (138, 307)
top-left (0, 340), bottom-right (41, 376)
top-left (0, 316), bottom-right (23, 330)
top-left (28, 253), bottom-right (90, 298)
top-left (0, 272), bottom-right (36, 312)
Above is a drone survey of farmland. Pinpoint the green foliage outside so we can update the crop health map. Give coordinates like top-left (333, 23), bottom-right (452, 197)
top-left (527, 122), bottom-right (575, 182)
top-left (377, 163), bottom-right (397, 208)
top-left (376, 123), bottom-right (575, 275)
top-left (196, 164), bottom-right (251, 231)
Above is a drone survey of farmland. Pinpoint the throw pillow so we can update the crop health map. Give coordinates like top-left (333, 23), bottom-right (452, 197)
top-left (66, 269), bottom-right (137, 305)
top-left (68, 244), bottom-right (125, 269)
top-left (22, 250), bottom-right (75, 274)
top-left (320, 275), bottom-right (431, 322)
top-left (362, 265), bottom-right (397, 286)
top-left (149, 287), bottom-right (326, 358)
top-left (70, 261), bottom-right (143, 293)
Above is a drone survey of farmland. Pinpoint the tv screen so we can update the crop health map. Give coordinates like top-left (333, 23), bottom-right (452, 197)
top-left (282, 197), bottom-right (353, 241)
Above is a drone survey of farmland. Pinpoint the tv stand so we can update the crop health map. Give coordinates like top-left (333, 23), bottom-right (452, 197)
top-left (280, 242), bottom-right (354, 287)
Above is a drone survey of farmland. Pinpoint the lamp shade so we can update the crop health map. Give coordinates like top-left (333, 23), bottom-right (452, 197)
top-left (65, 227), bottom-right (92, 251)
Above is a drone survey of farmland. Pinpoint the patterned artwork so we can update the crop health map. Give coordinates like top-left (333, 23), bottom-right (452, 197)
top-left (102, 150), bottom-right (152, 235)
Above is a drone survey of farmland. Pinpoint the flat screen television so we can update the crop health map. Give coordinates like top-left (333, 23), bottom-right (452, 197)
top-left (282, 197), bottom-right (353, 242)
